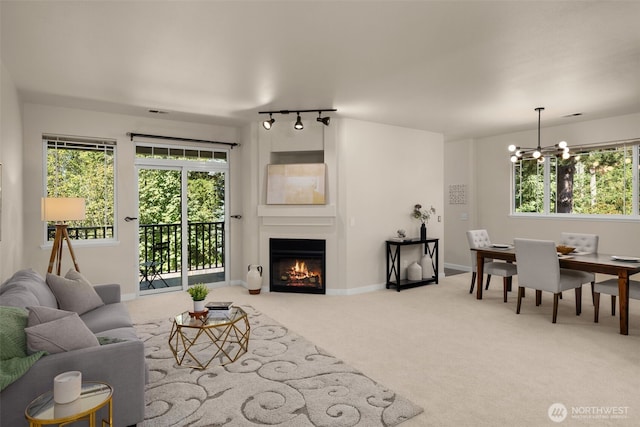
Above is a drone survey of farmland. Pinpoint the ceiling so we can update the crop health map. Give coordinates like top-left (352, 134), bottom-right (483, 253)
top-left (2, 1), bottom-right (640, 141)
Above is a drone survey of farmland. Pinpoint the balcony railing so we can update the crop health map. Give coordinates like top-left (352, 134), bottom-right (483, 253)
top-left (47, 226), bottom-right (114, 240)
top-left (50, 222), bottom-right (224, 274)
top-left (139, 221), bottom-right (225, 274)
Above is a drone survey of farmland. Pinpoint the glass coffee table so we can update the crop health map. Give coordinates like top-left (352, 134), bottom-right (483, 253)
top-left (25, 381), bottom-right (112, 427)
top-left (169, 306), bottom-right (250, 369)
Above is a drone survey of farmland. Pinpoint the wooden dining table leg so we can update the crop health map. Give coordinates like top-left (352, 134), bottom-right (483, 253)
top-left (476, 251), bottom-right (484, 299)
top-left (618, 271), bottom-right (629, 335)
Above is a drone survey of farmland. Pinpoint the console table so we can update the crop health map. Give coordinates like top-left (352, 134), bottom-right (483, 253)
top-left (386, 238), bottom-right (439, 291)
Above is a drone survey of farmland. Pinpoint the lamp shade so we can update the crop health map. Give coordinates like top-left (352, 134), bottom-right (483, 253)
top-left (41, 198), bottom-right (86, 222)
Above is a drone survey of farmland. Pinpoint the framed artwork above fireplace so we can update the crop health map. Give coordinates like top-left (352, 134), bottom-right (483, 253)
top-left (266, 163), bottom-right (326, 205)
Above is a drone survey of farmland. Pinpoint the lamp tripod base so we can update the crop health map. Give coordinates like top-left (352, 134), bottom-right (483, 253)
top-left (48, 224), bottom-right (80, 275)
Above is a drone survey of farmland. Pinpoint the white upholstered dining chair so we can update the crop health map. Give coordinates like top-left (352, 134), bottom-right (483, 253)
top-left (514, 238), bottom-right (585, 323)
top-left (466, 229), bottom-right (517, 302)
top-left (593, 278), bottom-right (640, 323)
top-left (560, 232), bottom-right (599, 302)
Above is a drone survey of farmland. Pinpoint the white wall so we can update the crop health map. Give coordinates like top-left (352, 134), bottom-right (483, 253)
top-left (443, 139), bottom-right (475, 271)
top-left (0, 61), bottom-right (24, 281)
top-left (445, 112), bottom-right (640, 270)
top-left (338, 118), bottom-right (444, 290)
top-left (21, 103), bottom-right (241, 298)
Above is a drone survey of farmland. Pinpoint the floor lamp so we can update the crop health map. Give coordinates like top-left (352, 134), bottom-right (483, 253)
top-left (42, 197), bottom-right (86, 275)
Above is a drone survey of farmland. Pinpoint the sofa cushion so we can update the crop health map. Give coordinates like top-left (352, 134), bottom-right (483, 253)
top-left (97, 327), bottom-right (140, 342)
top-left (46, 269), bottom-right (104, 315)
top-left (27, 306), bottom-right (74, 325)
top-left (80, 303), bottom-right (133, 333)
top-left (25, 312), bottom-right (99, 354)
top-left (0, 269), bottom-right (58, 308)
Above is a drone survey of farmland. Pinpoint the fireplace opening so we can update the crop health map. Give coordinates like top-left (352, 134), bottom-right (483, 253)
top-left (270, 238), bottom-right (326, 294)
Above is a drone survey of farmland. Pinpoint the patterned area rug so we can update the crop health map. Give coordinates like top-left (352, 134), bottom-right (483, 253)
top-left (134, 306), bottom-right (423, 426)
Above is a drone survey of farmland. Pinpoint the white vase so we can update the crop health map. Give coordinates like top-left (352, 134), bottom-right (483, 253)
top-left (247, 265), bottom-right (263, 294)
top-left (193, 300), bottom-right (205, 312)
top-left (407, 262), bottom-right (422, 281)
top-left (421, 254), bottom-right (433, 279)
top-left (53, 371), bottom-right (82, 404)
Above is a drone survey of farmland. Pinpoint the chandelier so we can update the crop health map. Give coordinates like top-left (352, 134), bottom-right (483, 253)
top-left (508, 107), bottom-right (570, 163)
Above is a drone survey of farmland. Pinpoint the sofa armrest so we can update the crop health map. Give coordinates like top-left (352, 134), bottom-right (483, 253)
top-left (94, 284), bottom-right (121, 304)
top-left (0, 340), bottom-right (146, 427)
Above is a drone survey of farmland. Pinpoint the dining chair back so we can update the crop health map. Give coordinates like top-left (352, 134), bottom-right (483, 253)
top-left (560, 232), bottom-right (599, 303)
top-left (559, 232), bottom-right (599, 254)
top-left (466, 229), bottom-right (517, 302)
top-left (514, 238), bottom-right (585, 323)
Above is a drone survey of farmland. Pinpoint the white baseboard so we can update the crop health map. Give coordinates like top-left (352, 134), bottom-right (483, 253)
top-left (444, 262), bottom-right (471, 273)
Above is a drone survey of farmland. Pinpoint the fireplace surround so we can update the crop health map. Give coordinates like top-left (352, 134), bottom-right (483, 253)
top-left (269, 238), bottom-right (326, 294)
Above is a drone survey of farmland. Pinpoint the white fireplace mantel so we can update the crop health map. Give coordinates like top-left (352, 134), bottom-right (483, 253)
top-left (257, 204), bottom-right (336, 218)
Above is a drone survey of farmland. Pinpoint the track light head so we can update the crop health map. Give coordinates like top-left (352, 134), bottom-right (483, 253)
top-left (317, 112), bottom-right (330, 126)
top-left (263, 114), bottom-right (275, 130)
top-left (294, 113), bottom-right (304, 130)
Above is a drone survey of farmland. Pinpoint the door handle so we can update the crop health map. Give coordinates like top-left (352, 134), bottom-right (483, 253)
top-left (230, 215), bottom-right (242, 219)
top-left (124, 216), bottom-right (138, 222)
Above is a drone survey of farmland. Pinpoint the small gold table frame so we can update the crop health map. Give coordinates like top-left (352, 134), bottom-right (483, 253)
top-left (169, 307), bottom-right (250, 369)
top-left (25, 381), bottom-right (112, 427)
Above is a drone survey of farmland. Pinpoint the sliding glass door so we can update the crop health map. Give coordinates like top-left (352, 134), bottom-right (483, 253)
top-left (135, 146), bottom-right (228, 294)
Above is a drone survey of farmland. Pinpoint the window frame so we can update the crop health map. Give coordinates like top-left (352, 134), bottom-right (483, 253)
top-left (42, 134), bottom-right (118, 245)
top-left (510, 140), bottom-right (640, 221)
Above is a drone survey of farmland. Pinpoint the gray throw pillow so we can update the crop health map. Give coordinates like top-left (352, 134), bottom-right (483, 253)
top-left (25, 312), bottom-right (99, 354)
top-left (46, 269), bottom-right (104, 315)
top-left (27, 306), bottom-right (74, 326)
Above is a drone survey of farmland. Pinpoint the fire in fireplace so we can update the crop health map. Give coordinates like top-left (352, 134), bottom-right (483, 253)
top-left (269, 238), bottom-right (326, 294)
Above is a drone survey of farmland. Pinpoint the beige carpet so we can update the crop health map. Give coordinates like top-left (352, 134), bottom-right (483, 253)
top-left (135, 306), bottom-right (423, 426)
top-left (127, 273), bottom-right (640, 426)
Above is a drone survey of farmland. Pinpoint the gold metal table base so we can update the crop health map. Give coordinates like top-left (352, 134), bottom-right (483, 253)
top-left (169, 308), bottom-right (250, 369)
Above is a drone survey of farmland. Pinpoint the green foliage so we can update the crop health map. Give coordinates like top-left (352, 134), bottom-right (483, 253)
top-left (187, 283), bottom-right (209, 301)
top-left (138, 169), bottom-right (182, 224)
top-left (514, 159), bottom-right (544, 213)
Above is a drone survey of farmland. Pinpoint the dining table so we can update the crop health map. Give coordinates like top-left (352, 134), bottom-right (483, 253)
top-left (472, 245), bottom-right (640, 335)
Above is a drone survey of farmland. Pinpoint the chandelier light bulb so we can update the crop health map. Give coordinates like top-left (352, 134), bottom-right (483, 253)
top-left (562, 152), bottom-right (570, 159)
top-left (537, 156), bottom-right (545, 163)
top-left (533, 150), bottom-right (541, 159)
top-left (558, 140), bottom-right (568, 149)
top-left (508, 144), bottom-right (517, 152)
top-left (510, 155), bottom-right (519, 163)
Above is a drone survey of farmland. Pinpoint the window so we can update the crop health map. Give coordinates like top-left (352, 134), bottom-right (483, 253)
top-left (512, 140), bottom-right (639, 217)
top-left (135, 145), bottom-right (227, 162)
top-left (44, 134), bottom-right (116, 241)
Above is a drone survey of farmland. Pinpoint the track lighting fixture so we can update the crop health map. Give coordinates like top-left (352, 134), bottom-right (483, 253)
top-left (317, 112), bottom-right (330, 126)
top-left (508, 107), bottom-right (570, 163)
top-left (263, 113), bottom-right (275, 130)
top-left (258, 108), bottom-right (337, 130)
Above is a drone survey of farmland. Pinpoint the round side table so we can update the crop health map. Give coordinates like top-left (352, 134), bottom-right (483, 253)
top-left (25, 381), bottom-right (113, 427)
